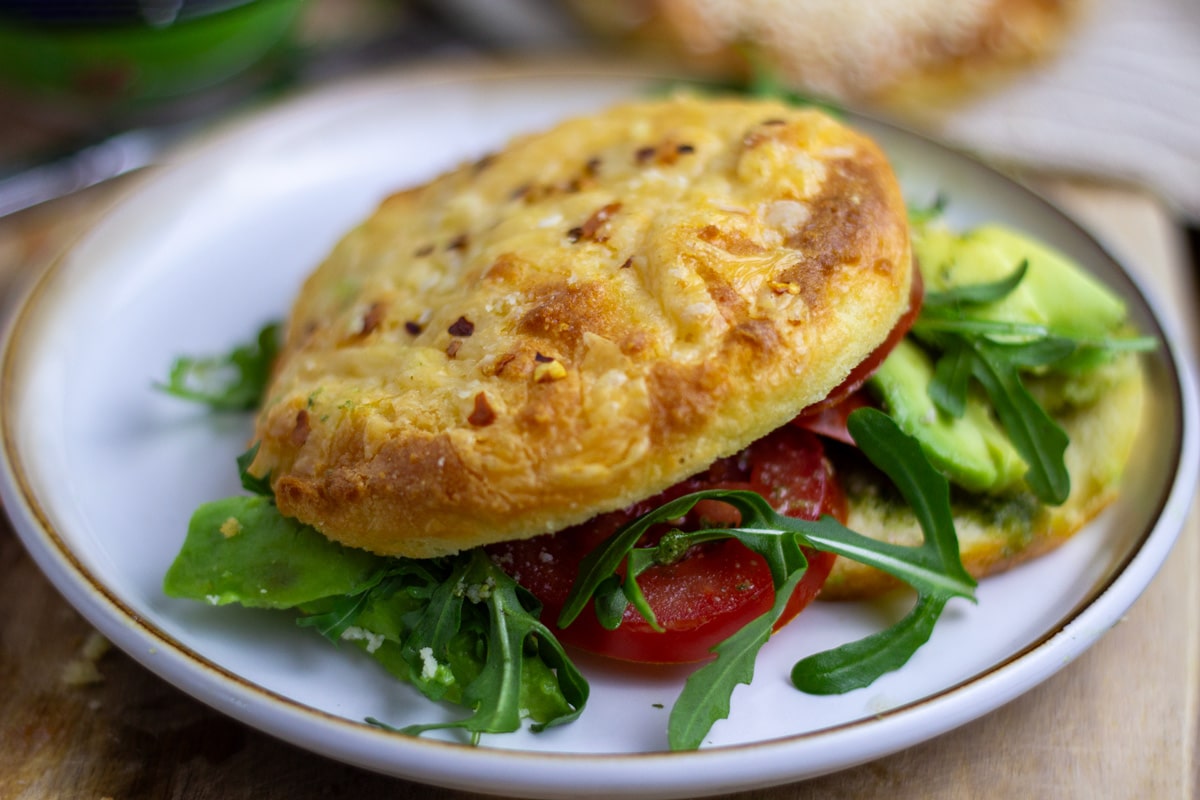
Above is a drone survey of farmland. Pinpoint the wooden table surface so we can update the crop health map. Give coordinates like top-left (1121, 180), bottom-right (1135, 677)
top-left (0, 166), bottom-right (1196, 798)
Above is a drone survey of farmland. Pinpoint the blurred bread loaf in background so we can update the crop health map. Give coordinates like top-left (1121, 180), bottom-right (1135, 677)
top-left (566, 0), bottom-right (1087, 115)
top-left (556, 0), bottom-right (1199, 222)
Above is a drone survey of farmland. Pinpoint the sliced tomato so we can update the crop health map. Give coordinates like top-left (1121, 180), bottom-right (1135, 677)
top-left (798, 265), bottom-right (924, 418)
top-left (487, 427), bottom-right (844, 664)
top-left (792, 389), bottom-right (872, 445)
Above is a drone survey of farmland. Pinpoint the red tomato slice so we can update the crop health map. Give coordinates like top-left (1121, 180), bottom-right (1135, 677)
top-left (792, 389), bottom-right (872, 445)
top-left (487, 427), bottom-right (844, 664)
top-left (798, 264), bottom-right (924, 418)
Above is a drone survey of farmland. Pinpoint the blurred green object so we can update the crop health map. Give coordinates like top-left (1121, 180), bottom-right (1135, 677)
top-left (0, 0), bottom-right (309, 113)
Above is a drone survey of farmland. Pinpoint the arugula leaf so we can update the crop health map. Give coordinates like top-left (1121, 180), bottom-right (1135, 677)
top-left (908, 193), bottom-right (947, 225)
top-left (296, 580), bottom-right (382, 642)
top-left (791, 411), bottom-right (973, 693)
top-left (560, 492), bottom-right (706, 629)
top-left (967, 338), bottom-right (1071, 504)
top-left (236, 443), bottom-right (273, 496)
top-left (592, 575), bottom-right (631, 630)
top-left (399, 556), bottom-right (469, 680)
top-left (791, 595), bottom-right (947, 693)
top-left (670, 562), bottom-right (810, 750)
top-left (841, 408), bottom-right (974, 592)
top-left (918, 317), bottom-right (1154, 360)
top-left (166, 497), bottom-right (588, 740)
top-left (560, 408), bottom-right (975, 750)
top-left (378, 550), bottom-right (588, 742)
top-left (928, 337), bottom-right (973, 417)
top-left (164, 494), bottom-right (383, 608)
top-left (157, 322), bottom-right (280, 411)
top-left (924, 335), bottom-right (1071, 504)
top-left (668, 525), bottom-right (813, 749)
top-left (985, 336), bottom-right (1079, 369)
top-left (910, 257), bottom-right (1146, 504)
top-left (923, 259), bottom-right (1029, 309)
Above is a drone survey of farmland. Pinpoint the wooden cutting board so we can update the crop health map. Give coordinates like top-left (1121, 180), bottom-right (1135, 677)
top-left (0, 177), bottom-right (1195, 799)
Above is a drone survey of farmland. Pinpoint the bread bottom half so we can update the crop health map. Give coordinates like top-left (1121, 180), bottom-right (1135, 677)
top-left (820, 352), bottom-right (1145, 600)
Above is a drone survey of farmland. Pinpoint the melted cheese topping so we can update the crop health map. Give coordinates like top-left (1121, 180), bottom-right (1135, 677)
top-left (252, 95), bottom-right (911, 557)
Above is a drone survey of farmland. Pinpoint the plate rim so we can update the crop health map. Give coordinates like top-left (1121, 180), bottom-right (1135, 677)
top-left (1, 60), bottom-right (1197, 799)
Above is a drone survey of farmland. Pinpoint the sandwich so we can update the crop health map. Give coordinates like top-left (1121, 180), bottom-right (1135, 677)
top-left (162, 94), bottom-right (1148, 750)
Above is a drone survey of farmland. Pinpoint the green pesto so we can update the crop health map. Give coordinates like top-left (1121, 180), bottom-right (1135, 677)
top-left (838, 449), bottom-right (1041, 557)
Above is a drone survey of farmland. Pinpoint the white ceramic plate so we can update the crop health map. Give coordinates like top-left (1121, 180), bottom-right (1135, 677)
top-left (2, 64), bottom-right (1196, 799)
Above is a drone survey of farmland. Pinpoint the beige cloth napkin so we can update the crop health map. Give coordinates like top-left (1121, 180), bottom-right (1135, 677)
top-left (930, 0), bottom-right (1200, 222)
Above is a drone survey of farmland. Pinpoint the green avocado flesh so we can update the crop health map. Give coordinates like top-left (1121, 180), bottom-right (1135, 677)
top-left (914, 223), bottom-right (1127, 338)
top-left (871, 339), bottom-right (1025, 493)
top-left (871, 222), bottom-right (1133, 495)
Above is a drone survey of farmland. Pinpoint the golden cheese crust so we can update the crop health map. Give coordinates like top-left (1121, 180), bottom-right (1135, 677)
top-left (821, 353), bottom-right (1145, 599)
top-left (250, 95), bottom-right (912, 558)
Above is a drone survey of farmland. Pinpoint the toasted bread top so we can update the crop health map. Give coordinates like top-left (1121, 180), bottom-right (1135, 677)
top-left (250, 95), bottom-right (912, 557)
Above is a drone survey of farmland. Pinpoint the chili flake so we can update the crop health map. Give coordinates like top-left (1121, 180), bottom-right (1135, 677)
top-left (468, 392), bottom-right (496, 426)
top-left (448, 316), bottom-right (475, 337)
top-left (570, 202), bottom-right (622, 244)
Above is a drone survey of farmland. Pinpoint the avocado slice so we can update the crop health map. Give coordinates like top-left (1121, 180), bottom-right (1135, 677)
top-left (914, 223), bottom-right (1127, 341)
top-left (872, 222), bottom-right (1135, 495)
top-left (870, 338), bottom-right (1026, 494)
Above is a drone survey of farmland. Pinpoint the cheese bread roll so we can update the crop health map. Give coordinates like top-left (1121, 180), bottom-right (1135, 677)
top-left (249, 95), bottom-right (912, 558)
